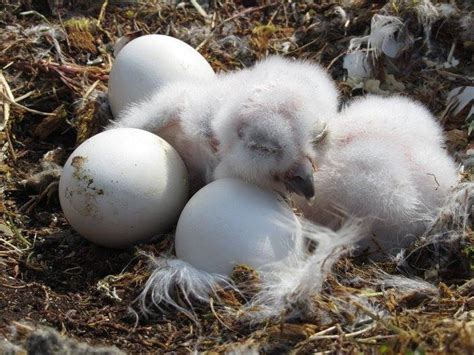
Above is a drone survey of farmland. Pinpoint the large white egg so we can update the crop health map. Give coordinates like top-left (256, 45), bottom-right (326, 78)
top-left (175, 179), bottom-right (301, 276)
top-left (108, 34), bottom-right (215, 117)
top-left (59, 128), bottom-right (189, 248)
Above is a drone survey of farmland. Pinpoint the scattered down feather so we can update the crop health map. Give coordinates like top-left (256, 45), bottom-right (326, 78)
top-left (136, 214), bottom-right (364, 322)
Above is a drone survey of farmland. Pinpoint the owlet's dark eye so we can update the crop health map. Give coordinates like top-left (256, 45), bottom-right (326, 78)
top-left (311, 123), bottom-right (328, 145)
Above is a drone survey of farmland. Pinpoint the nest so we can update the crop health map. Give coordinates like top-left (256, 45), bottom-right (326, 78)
top-left (0, 0), bottom-right (473, 353)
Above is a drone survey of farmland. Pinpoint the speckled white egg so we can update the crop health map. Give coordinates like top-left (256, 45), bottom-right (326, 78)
top-left (59, 128), bottom-right (189, 248)
top-left (108, 34), bottom-right (215, 117)
top-left (175, 179), bottom-right (301, 276)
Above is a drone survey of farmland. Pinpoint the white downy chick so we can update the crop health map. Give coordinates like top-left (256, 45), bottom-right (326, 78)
top-left (109, 56), bottom-right (339, 195)
top-left (296, 95), bottom-right (459, 257)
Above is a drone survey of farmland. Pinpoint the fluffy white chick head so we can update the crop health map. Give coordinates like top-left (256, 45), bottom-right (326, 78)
top-left (211, 57), bottom-right (339, 199)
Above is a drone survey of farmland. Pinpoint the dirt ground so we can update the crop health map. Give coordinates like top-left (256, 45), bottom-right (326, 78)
top-left (0, 0), bottom-right (473, 353)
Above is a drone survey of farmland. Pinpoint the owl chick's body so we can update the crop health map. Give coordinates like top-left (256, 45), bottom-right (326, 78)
top-left (110, 56), bottom-right (458, 256)
top-left (296, 96), bottom-right (459, 257)
top-left (110, 56), bottom-right (339, 195)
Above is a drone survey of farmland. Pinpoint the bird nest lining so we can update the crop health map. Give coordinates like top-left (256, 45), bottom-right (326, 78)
top-left (0, 0), bottom-right (473, 353)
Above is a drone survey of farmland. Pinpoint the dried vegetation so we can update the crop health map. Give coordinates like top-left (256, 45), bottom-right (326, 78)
top-left (0, 0), bottom-right (473, 353)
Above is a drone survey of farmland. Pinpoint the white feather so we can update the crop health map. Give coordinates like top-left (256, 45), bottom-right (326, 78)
top-left (375, 272), bottom-right (438, 294)
top-left (348, 15), bottom-right (405, 59)
top-left (415, 0), bottom-right (439, 53)
top-left (241, 217), bottom-right (365, 321)
top-left (137, 253), bottom-right (235, 320)
top-left (367, 15), bottom-right (404, 58)
top-left (137, 213), bottom-right (364, 322)
top-left (420, 182), bottom-right (473, 241)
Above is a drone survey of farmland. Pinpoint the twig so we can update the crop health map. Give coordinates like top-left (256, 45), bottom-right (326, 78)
top-left (350, 299), bottom-right (412, 339)
top-left (433, 69), bottom-right (474, 82)
top-left (83, 80), bottom-right (100, 100)
top-left (57, 11), bottom-right (71, 49)
top-left (307, 325), bottom-right (337, 338)
top-left (356, 335), bottom-right (397, 344)
top-left (0, 91), bottom-right (56, 116)
top-left (190, 0), bottom-right (209, 19)
top-left (267, 3), bottom-right (282, 26)
top-left (327, 50), bottom-right (348, 70)
top-left (97, 0), bottom-right (109, 28)
top-left (1, 283), bottom-right (27, 289)
top-left (0, 72), bottom-right (14, 100)
top-left (0, 237), bottom-right (25, 254)
top-left (13, 90), bottom-right (35, 103)
top-left (19, 181), bottom-right (59, 215)
top-left (286, 38), bottom-right (322, 56)
top-left (209, 297), bottom-right (237, 333)
top-left (0, 59), bottom-right (109, 82)
top-left (20, 10), bottom-right (52, 25)
top-left (0, 72), bottom-right (17, 160)
top-left (196, 3), bottom-right (277, 51)
top-left (6, 217), bottom-right (31, 249)
top-left (41, 284), bottom-right (50, 311)
top-left (0, 71), bottom-right (13, 131)
top-left (446, 41), bottom-right (456, 64)
top-left (4, 126), bottom-right (16, 161)
top-left (311, 323), bottom-right (377, 340)
top-left (298, 322), bottom-right (376, 347)
top-left (94, 0), bottom-right (113, 42)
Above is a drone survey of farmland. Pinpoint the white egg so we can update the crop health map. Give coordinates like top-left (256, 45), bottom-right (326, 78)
top-left (59, 128), bottom-right (189, 248)
top-left (175, 179), bottom-right (301, 276)
top-left (108, 34), bottom-right (215, 117)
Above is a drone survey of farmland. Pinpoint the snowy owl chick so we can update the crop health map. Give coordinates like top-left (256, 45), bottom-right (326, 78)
top-left (109, 56), bottom-right (339, 195)
top-left (295, 95), bottom-right (459, 257)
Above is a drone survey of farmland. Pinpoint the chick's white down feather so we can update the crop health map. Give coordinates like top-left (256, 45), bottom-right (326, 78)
top-left (296, 95), bottom-right (459, 257)
top-left (110, 56), bottom-right (339, 193)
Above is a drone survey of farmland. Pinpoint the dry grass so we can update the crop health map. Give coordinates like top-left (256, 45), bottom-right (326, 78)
top-left (0, 0), bottom-right (473, 353)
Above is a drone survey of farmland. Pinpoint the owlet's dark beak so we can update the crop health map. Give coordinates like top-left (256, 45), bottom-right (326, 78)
top-left (284, 159), bottom-right (315, 200)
